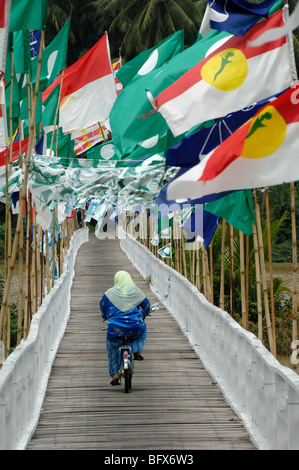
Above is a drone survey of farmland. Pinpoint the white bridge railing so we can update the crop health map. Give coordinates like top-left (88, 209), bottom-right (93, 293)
top-left (120, 231), bottom-right (299, 450)
top-left (1, 227), bottom-right (298, 450)
top-left (0, 227), bottom-right (89, 450)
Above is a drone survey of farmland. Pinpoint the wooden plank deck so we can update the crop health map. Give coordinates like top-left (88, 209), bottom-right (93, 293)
top-left (27, 233), bottom-right (256, 450)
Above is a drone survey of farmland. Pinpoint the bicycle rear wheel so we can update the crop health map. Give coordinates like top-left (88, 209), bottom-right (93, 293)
top-left (124, 369), bottom-right (131, 393)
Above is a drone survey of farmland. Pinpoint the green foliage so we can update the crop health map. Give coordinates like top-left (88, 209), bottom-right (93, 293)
top-left (196, 216), bottom-right (295, 346)
top-left (47, 0), bottom-right (205, 63)
top-left (259, 184), bottom-right (299, 262)
top-left (272, 241), bottom-right (293, 263)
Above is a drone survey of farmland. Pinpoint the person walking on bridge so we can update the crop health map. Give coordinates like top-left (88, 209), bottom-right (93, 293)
top-left (100, 270), bottom-right (151, 385)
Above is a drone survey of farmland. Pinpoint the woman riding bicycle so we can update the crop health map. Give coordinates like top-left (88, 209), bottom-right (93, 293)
top-left (100, 270), bottom-right (151, 385)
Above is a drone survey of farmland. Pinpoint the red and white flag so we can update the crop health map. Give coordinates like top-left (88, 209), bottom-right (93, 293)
top-left (150, 8), bottom-right (294, 137)
top-left (113, 55), bottom-right (123, 95)
top-left (167, 85), bottom-right (299, 201)
top-left (0, 137), bottom-right (29, 173)
top-left (71, 122), bottom-right (109, 155)
top-left (0, 0), bottom-right (11, 74)
top-left (43, 33), bottom-right (117, 133)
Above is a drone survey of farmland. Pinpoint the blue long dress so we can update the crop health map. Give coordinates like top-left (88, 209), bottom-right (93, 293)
top-left (100, 294), bottom-right (151, 377)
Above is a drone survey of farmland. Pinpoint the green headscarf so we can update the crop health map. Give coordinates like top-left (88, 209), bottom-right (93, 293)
top-left (105, 271), bottom-right (146, 312)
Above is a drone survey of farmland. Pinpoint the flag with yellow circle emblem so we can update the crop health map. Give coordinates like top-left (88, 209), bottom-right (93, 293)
top-left (149, 8), bottom-right (294, 137)
top-left (166, 85), bottom-right (299, 201)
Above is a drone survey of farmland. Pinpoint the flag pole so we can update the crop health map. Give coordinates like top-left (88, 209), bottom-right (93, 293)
top-left (265, 188), bottom-right (276, 353)
top-left (191, 244), bottom-right (195, 285)
top-left (202, 245), bottom-right (208, 300)
top-left (228, 223), bottom-right (234, 318)
top-left (209, 241), bottom-right (214, 304)
top-left (196, 243), bottom-right (201, 292)
top-left (290, 181), bottom-right (298, 369)
top-left (98, 121), bottom-right (108, 143)
top-left (252, 220), bottom-right (263, 342)
top-left (3, 47), bottom-right (15, 357)
top-left (50, 70), bottom-right (65, 156)
top-left (246, 235), bottom-right (250, 329)
top-left (253, 189), bottom-right (275, 356)
top-left (24, 193), bottom-right (32, 339)
top-left (220, 219), bottom-right (226, 310)
top-left (239, 230), bottom-right (247, 329)
top-left (0, 30), bottom-right (46, 338)
top-left (181, 227), bottom-right (187, 277)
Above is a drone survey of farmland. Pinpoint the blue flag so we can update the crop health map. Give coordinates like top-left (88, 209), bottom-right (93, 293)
top-left (166, 91), bottom-right (285, 169)
top-left (35, 134), bottom-right (45, 155)
top-left (200, 0), bottom-right (281, 37)
top-left (156, 170), bottom-right (234, 208)
top-left (29, 30), bottom-right (42, 59)
top-left (183, 205), bottom-right (220, 249)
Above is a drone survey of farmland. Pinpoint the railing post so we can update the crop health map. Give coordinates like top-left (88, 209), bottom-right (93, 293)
top-left (275, 373), bottom-right (288, 449)
top-left (288, 384), bottom-right (299, 449)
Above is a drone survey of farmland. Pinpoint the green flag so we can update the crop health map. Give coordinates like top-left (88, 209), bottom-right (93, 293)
top-left (109, 29), bottom-right (229, 155)
top-left (31, 18), bottom-right (70, 92)
top-left (12, 30), bottom-right (31, 74)
top-left (45, 127), bottom-right (75, 161)
top-left (42, 85), bottom-right (60, 130)
top-left (156, 213), bottom-right (174, 237)
top-left (204, 190), bottom-right (256, 236)
top-left (86, 140), bottom-right (120, 166)
top-left (20, 91), bottom-right (42, 123)
top-left (116, 30), bottom-right (184, 88)
top-left (9, 0), bottom-right (48, 32)
top-left (158, 243), bottom-right (172, 259)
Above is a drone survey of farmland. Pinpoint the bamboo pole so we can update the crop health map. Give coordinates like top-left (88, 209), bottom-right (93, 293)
top-left (209, 241), bottom-right (214, 304)
top-left (41, 228), bottom-right (45, 302)
top-left (37, 225), bottom-right (42, 307)
top-left (220, 220), bottom-right (226, 310)
top-left (265, 188), bottom-right (276, 353)
top-left (98, 121), bottom-right (108, 143)
top-left (239, 230), bottom-right (247, 329)
top-left (50, 70), bottom-right (65, 156)
top-left (17, 212), bottom-right (24, 345)
top-left (228, 223), bottom-right (234, 318)
top-left (181, 228), bottom-right (187, 278)
top-left (195, 245), bottom-right (201, 292)
top-left (191, 246), bottom-right (195, 285)
top-left (31, 201), bottom-right (37, 314)
top-left (45, 230), bottom-right (50, 294)
top-left (290, 182), bottom-right (298, 369)
top-left (52, 208), bottom-right (56, 288)
top-left (202, 246), bottom-right (207, 298)
top-left (252, 221), bottom-right (263, 341)
top-left (246, 235), bottom-right (250, 327)
top-left (173, 219), bottom-right (180, 273)
top-left (17, 119), bottom-right (24, 344)
top-left (205, 246), bottom-right (212, 303)
top-left (253, 190), bottom-right (275, 356)
top-left (0, 31), bottom-right (45, 337)
top-left (24, 194), bottom-right (32, 339)
top-left (3, 51), bottom-right (14, 356)
top-left (60, 222), bottom-right (65, 275)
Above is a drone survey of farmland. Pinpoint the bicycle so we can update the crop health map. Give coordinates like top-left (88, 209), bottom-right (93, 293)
top-left (117, 311), bottom-right (153, 393)
top-left (118, 336), bottom-right (134, 393)
top-left (103, 309), bottom-right (156, 393)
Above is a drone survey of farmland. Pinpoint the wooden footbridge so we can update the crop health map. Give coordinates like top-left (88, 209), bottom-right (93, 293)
top-left (26, 233), bottom-right (256, 450)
